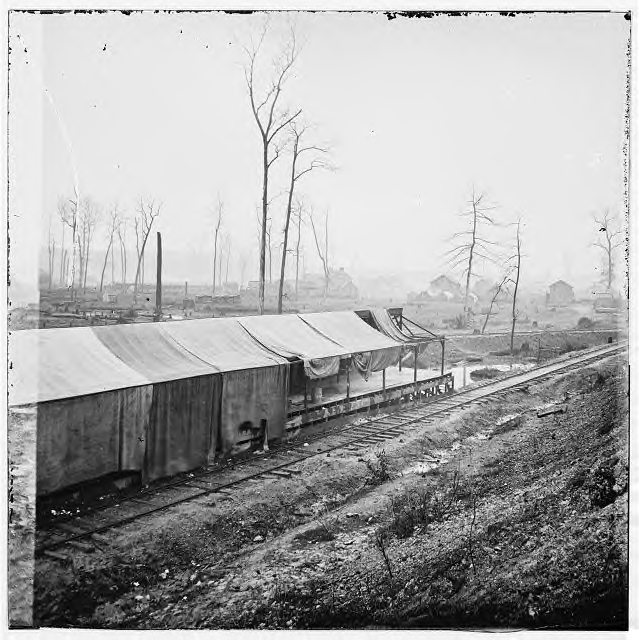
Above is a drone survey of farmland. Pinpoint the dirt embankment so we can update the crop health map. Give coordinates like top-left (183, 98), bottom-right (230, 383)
top-left (33, 356), bottom-right (628, 630)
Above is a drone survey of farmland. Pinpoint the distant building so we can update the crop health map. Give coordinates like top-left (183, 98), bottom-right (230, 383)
top-left (427, 275), bottom-right (462, 301)
top-left (328, 268), bottom-right (358, 299)
top-left (298, 268), bottom-right (358, 300)
top-left (546, 280), bottom-right (574, 307)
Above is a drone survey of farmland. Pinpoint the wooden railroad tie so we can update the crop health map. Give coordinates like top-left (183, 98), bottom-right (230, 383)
top-left (537, 404), bottom-right (567, 418)
top-left (42, 549), bottom-right (71, 562)
top-left (67, 539), bottom-right (96, 553)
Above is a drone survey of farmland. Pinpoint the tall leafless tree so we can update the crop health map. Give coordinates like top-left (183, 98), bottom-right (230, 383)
top-left (224, 236), bottom-right (232, 285)
top-left (77, 197), bottom-right (101, 294)
top-left (133, 198), bottom-right (161, 302)
top-left (212, 197), bottom-right (223, 293)
top-left (239, 252), bottom-right (249, 288)
top-left (47, 218), bottom-right (56, 291)
top-left (243, 23), bottom-right (302, 314)
top-left (266, 218), bottom-right (274, 284)
top-left (63, 189), bottom-right (80, 297)
top-left (507, 219), bottom-right (522, 354)
top-left (277, 123), bottom-right (329, 313)
top-left (99, 205), bottom-right (120, 293)
top-left (309, 208), bottom-right (330, 298)
top-left (116, 217), bottom-right (128, 292)
top-left (592, 210), bottom-right (624, 292)
top-left (57, 198), bottom-right (71, 287)
top-left (444, 187), bottom-right (499, 321)
top-left (293, 199), bottom-right (305, 299)
top-left (481, 272), bottom-right (511, 334)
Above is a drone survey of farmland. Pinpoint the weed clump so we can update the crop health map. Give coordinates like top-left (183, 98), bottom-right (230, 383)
top-left (365, 450), bottom-right (393, 486)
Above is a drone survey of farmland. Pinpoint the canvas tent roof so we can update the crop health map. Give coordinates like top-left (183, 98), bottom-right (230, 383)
top-left (9, 310), bottom-right (403, 406)
top-left (9, 327), bottom-right (151, 406)
top-left (239, 314), bottom-right (349, 361)
top-left (160, 318), bottom-right (288, 372)
top-left (300, 311), bottom-right (402, 353)
top-left (92, 323), bottom-right (217, 384)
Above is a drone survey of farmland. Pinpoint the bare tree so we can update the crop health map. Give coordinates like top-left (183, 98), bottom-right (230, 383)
top-left (507, 219), bottom-right (522, 354)
top-left (212, 197), bottom-right (223, 293)
top-left (592, 210), bottom-right (625, 292)
top-left (224, 235), bottom-right (232, 285)
top-left (57, 198), bottom-right (71, 287)
top-left (99, 205), bottom-right (120, 292)
top-left (277, 123), bottom-right (329, 313)
top-left (116, 217), bottom-right (128, 292)
top-left (266, 218), bottom-right (274, 284)
top-left (294, 199), bottom-right (305, 299)
top-left (63, 190), bottom-right (80, 297)
top-left (309, 208), bottom-right (330, 298)
top-left (133, 198), bottom-right (161, 302)
top-left (77, 197), bottom-right (101, 294)
top-left (239, 251), bottom-right (248, 288)
top-left (481, 272), bottom-right (511, 334)
top-left (47, 212), bottom-right (56, 291)
top-left (243, 23), bottom-right (302, 314)
top-left (444, 187), bottom-right (499, 321)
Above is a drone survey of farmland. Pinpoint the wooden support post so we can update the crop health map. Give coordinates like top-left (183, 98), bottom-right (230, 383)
top-left (346, 358), bottom-right (351, 401)
top-left (399, 346), bottom-right (402, 372)
top-left (440, 339), bottom-right (445, 376)
top-left (155, 232), bottom-right (162, 321)
top-left (304, 378), bottom-right (308, 418)
top-left (382, 368), bottom-right (386, 393)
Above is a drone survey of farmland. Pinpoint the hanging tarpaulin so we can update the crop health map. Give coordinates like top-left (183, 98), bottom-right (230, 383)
top-left (36, 385), bottom-right (153, 495)
top-left (300, 311), bottom-right (401, 377)
top-left (218, 365), bottom-right (289, 458)
top-left (304, 356), bottom-right (341, 379)
top-left (369, 308), bottom-right (416, 343)
top-left (144, 374), bottom-right (221, 482)
top-left (352, 348), bottom-right (401, 381)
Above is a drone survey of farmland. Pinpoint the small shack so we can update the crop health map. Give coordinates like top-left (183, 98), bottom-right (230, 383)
top-left (546, 280), bottom-right (574, 307)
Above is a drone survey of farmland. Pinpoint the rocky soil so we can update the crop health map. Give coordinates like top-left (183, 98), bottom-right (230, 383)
top-left (33, 355), bottom-right (628, 630)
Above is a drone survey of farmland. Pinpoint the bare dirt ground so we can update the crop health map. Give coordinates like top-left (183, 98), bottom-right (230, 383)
top-left (33, 354), bottom-right (628, 630)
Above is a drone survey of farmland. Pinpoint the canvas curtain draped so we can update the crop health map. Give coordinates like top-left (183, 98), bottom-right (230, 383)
top-left (36, 385), bottom-right (153, 495)
top-left (218, 365), bottom-right (288, 457)
top-left (304, 356), bottom-right (341, 379)
top-left (352, 348), bottom-right (401, 380)
top-left (369, 308), bottom-right (415, 343)
top-left (144, 374), bottom-right (221, 482)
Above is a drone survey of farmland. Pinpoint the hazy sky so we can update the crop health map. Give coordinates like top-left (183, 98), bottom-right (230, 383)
top-left (9, 10), bottom-right (629, 298)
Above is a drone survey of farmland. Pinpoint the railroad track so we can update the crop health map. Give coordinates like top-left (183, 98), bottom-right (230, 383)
top-left (36, 341), bottom-right (626, 559)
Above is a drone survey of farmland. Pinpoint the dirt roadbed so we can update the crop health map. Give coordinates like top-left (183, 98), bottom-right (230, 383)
top-left (34, 354), bottom-right (628, 629)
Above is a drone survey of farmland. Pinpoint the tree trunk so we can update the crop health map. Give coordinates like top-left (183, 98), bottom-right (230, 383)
top-left (607, 234), bottom-right (612, 290)
top-left (59, 222), bottom-right (66, 288)
top-left (464, 195), bottom-right (478, 318)
top-left (259, 141), bottom-right (269, 314)
top-left (295, 210), bottom-right (301, 300)
top-left (278, 138), bottom-right (298, 314)
top-left (510, 223), bottom-right (521, 354)
top-left (133, 234), bottom-right (152, 303)
top-left (83, 234), bottom-right (92, 293)
top-left (99, 237), bottom-right (114, 292)
top-left (155, 232), bottom-right (162, 320)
